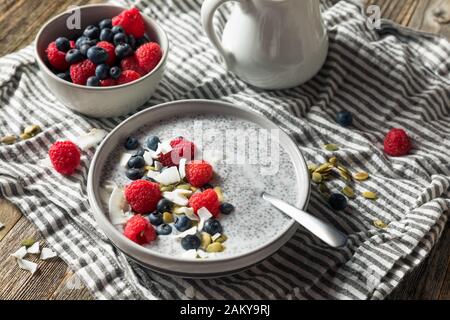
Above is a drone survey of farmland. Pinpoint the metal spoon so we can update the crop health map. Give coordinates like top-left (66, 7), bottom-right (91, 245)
top-left (261, 192), bottom-right (348, 248)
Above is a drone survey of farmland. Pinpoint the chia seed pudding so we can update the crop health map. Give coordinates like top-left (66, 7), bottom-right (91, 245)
top-left (100, 113), bottom-right (299, 259)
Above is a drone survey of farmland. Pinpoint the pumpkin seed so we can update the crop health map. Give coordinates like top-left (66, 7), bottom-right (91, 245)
top-left (200, 232), bottom-right (212, 250)
top-left (354, 171), bottom-right (369, 181)
top-left (176, 184), bottom-right (191, 190)
top-left (215, 234), bottom-right (228, 243)
top-left (160, 185), bottom-right (175, 192)
top-left (312, 172), bottom-right (323, 183)
top-left (337, 169), bottom-right (351, 182)
top-left (20, 133), bottom-right (32, 140)
top-left (328, 156), bottom-right (338, 166)
top-left (362, 191), bottom-right (378, 200)
top-left (163, 212), bottom-right (174, 224)
top-left (308, 164), bottom-right (318, 173)
top-left (337, 165), bottom-right (350, 175)
top-left (324, 144), bottom-right (339, 151)
top-left (373, 219), bottom-right (388, 229)
top-left (342, 186), bottom-right (355, 198)
top-left (206, 242), bottom-right (224, 253)
top-left (24, 125), bottom-right (41, 136)
top-left (1, 135), bottom-right (16, 145)
top-left (190, 186), bottom-right (198, 192)
top-left (145, 165), bottom-right (155, 172)
top-left (21, 238), bottom-right (35, 247)
top-left (214, 187), bottom-right (224, 202)
top-left (315, 163), bottom-right (333, 174)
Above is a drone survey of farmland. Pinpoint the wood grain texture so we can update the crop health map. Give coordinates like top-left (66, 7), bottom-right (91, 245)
top-left (0, 0), bottom-right (449, 300)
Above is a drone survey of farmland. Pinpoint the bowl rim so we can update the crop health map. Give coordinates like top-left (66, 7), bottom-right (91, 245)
top-left (87, 99), bottom-right (311, 264)
top-left (34, 3), bottom-right (169, 91)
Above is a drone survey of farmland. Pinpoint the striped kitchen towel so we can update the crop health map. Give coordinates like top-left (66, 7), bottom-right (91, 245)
top-left (0, 0), bottom-right (449, 300)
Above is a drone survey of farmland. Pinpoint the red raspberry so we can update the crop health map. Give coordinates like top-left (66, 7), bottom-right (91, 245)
top-left (186, 160), bottom-right (213, 188)
top-left (70, 59), bottom-right (96, 85)
top-left (123, 215), bottom-right (156, 244)
top-left (124, 180), bottom-right (161, 214)
top-left (120, 55), bottom-right (145, 75)
top-left (48, 141), bottom-right (81, 175)
top-left (384, 128), bottom-right (412, 157)
top-left (188, 189), bottom-right (220, 217)
top-left (46, 41), bottom-right (69, 71)
top-left (158, 138), bottom-right (196, 167)
top-left (135, 42), bottom-right (162, 73)
top-left (99, 78), bottom-right (117, 87)
top-left (112, 8), bottom-right (146, 38)
top-left (117, 70), bottom-right (141, 85)
top-left (96, 41), bottom-right (116, 66)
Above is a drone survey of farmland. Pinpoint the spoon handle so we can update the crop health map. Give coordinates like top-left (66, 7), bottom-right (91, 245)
top-left (262, 193), bottom-right (348, 248)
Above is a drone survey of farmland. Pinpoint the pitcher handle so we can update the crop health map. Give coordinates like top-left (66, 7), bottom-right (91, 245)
top-left (201, 0), bottom-right (238, 69)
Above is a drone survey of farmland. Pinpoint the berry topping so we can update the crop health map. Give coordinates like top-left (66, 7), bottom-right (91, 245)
top-left (120, 55), bottom-right (145, 75)
top-left (86, 76), bottom-right (100, 87)
top-left (110, 66), bottom-right (122, 79)
top-left (127, 155), bottom-right (145, 169)
top-left (117, 70), bottom-right (141, 85)
top-left (186, 160), bottom-right (213, 188)
top-left (124, 136), bottom-right (139, 150)
top-left (83, 25), bottom-right (100, 39)
top-left (188, 189), bottom-right (220, 217)
top-left (70, 59), bottom-right (96, 85)
top-left (112, 8), bottom-right (146, 38)
top-left (384, 128), bottom-right (412, 157)
top-left (87, 46), bottom-right (108, 65)
top-left (126, 168), bottom-right (145, 181)
top-left (124, 180), bottom-right (161, 214)
top-left (158, 137), bottom-right (196, 167)
top-left (96, 41), bottom-right (116, 66)
top-left (135, 42), bottom-right (162, 73)
top-left (65, 49), bottom-right (84, 64)
top-left (99, 19), bottom-right (112, 30)
top-left (146, 135), bottom-right (160, 151)
top-left (48, 141), bottom-right (81, 175)
top-left (55, 37), bottom-right (71, 52)
top-left (99, 28), bottom-right (114, 42)
top-left (156, 223), bottom-right (172, 236)
top-left (181, 235), bottom-right (201, 250)
top-left (156, 198), bottom-right (173, 213)
top-left (123, 214), bottom-right (157, 244)
top-left (219, 202), bottom-right (235, 215)
top-left (174, 215), bottom-right (192, 232)
top-left (95, 64), bottom-right (110, 80)
top-left (115, 43), bottom-right (133, 59)
top-left (46, 41), bottom-right (70, 71)
top-left (148, 212), bottom-right (163, 226)
top-left (203, 218), bottom-right (223, 235)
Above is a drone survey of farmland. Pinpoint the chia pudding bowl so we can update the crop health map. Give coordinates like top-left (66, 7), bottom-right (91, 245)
top-left (87, 100), bottom-right (310, 277)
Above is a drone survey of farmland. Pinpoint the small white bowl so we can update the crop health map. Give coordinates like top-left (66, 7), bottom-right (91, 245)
top-left (35, 4), bottom-right (169, 118)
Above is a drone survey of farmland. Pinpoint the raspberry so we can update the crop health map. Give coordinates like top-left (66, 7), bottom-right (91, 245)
top-left (112, 8), bottom-right (146, 38)
top-left (120, 55), bottom-right (145, 75)
top-left (125, 180), bottom-right (161, 214)
top-left (70, 59), bottom-right (96, 85)
top-left (117, 70), bottom-right (141, 85)
top-left (48, 141), bottom-right (81, 175)
top-left (96, 41), bottom-right (116, 66)
top-left (99, 78), bottom-right (117, 87)
top-left (186, 160), bottom-right (213, 188)
top-left (158, 138), bottom-right (196, 167)
top-left (135, 42), bottom-right (162, 73)
top-left (384, 128), bottom-right (412, 157)
top-left (46, 41), bottom-right (69, 71)
top-left (123, 215), bottom-right (157, 244)
top-left (188, 189), bottom-right (220, 218)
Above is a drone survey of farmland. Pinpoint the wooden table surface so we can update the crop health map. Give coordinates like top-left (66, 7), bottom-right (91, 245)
top-left (0, 0), bottom-right (449, 300)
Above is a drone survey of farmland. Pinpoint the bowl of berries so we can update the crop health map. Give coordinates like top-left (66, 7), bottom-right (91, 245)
top-left (35, 5), bottom-right (169, 118)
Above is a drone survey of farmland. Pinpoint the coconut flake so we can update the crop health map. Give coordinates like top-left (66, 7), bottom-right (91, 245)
top-left (197, 250), bottom-right (209, 259)
top-left (27, 242), bottom-right (40, 254)
top-left (177, 207), bottom-right (198, 221)
top-left (197, 207), bottom-right (213, 231)
top-left (211, 233), bottom-right (221, 242)
top-left (143, 151), bottom-right (153, 166)
top-left (108, 187), bottom-right (131, 225)
top-left (182, 249), bottom-right (198, 259)
top-left (160, 140), bottom-right (173, 154)
top-left (154, 161), bottom-right (163, 171)
top-left (11, 246), bottom-right (27, 259)
top-left (0, 221), bottom-right (4, 230)
top-left (40, 247), bottom-right (57, 260)
top-left (155, 166), bottom-right (181, 185)
top-left (146, 170), bottom-right (161, 180)
top-left (175, 226), bottom-right (198, 239)
top-left (74, 128), bottom-right (107, 150)
top-left (120, 153), bottom-right (133, 168)
top-left (179, 158), bottom-right (187, 179)
top-left (163, 189), bottom-right (192, 206)
top-left (18, 259), bottom-right (38, 274)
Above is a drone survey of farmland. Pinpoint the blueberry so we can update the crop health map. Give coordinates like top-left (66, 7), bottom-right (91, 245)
top-left (336, 111), bottom-right (353, 127)
top-left (113, 33), bottom-right (128, 46)
top-left (99, 18), bottom-right (112, 30)
top-left (157, 224), bottom-right (172, 235)
top-left (157, 198), bottom-right (173, 213)
top-left (115, 43), bottom-right (133, 59)
top-left (203, 183), bottom-right (214, 190)
top-left (112, 26), bottom-right (125, 35)
top-left (76, 36), bottom-right (89, 49)
top-left (174, 215), bottom-right (192, 232)
top-left (136, 34), bottom-right (150, 47)
top-left (87, 46), bottom-right (108, 65)
top-left (83, 25), bottom-right (100, 39)
top-left (126, 168), bottom-right (145, 180)
top-left (86, 76), bottom-right (100, 87)
top-left (328, 193), bottom-right (348, 211)
top-left (128, 155), bottom-right (145, 169)
top-left (128, 35), bottom-right (137, 50)
top-left (181, 235), bottom-right (200, 250)
top-left (133, 148), bottom-right (146, 157)
top-left (110, 66), bottom-right (122, 79)
top-left (144, 176), bottom-right (156, 183)
top-left (55, 37), bottom-right (70, 52)
top-left (95, 64), bottom-right (110, 80)
top-left (99, 28), bottom-right (114, 42)
top-left (146, 136), bottom-right (160, 151)
top-left (56, 71), bottom-right (71, 82)
top-left (65, 49), bottom-right (84, 64)
top-left (148, 213), bottom-right (163, 226)
top-left (124, 136), bottom-right (139, 150)
top-left (203, 219), bottom-right (223, 235)
top-left (79, 43), bottom-right (91, 56)
top-left (219, 203), bottom-right (235, 215)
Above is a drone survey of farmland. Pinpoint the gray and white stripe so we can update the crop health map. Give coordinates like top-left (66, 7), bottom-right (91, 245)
top-left (0, 0), bottom-right (448, 300)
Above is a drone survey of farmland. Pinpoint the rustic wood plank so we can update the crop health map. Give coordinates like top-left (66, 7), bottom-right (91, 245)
top-left (50, 270), bottom-right (94, 300)
top-left (0, 199), bottom-right (22, 241)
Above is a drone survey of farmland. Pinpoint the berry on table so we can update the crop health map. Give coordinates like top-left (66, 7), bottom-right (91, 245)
top-left (48, 141), bottom-right (81, 175)
top-left (156, 223), bottom-right (172, 236)
top-left (124, 180), bottom-right (161, 214)
top-left (135, 42), bottom-right (162, 73)
top-left (127, 155), bottom-right (145, 169)
top-left (126, 168), bottom-right (145, 180)
top-left (115, 43), bottom-right (133, 59)
top-left (186, 160), bottom-right (213, 188)
top-left (148, 212), bottom-right (163, 226)
top-left (117, 70), bottom-right (141, 85)
top-left (46, 41), bottom-right (70, 71)
top-left (100, 28), bottom-right (114, 42)
top-left (146, 135), bottom-right (160, 151)
top-left (188, 189), bottom-right (220, 217)
top-left (181, 235), bottom-right (201, 250)
top-left (174, 215), bottom-right (191, 232)
top-left (96, 41), bottom-right (116, 66)
top-left (86, 76), bottom-right (100, 87)
top-left (124, 136), bottom-right (139, 150)
top-left (110, 66), bottom-right (122, 79)
top-left (70, 59), bottom-right (96, 85)
top-left (383, 128), bottom-right (411, 157)
top-left (99, 19), bottom-right (112, 30)
top-left (336, 111), bottom-right (353, 127)
top-left (203, 218), bottom-right (223, 235)
top-left (328, 193), bottom-right (347, 211)
top-left (219, 203), bottom-right (235, 215)
top-left (55, 37), bottom-right (71, 52)
top-left (83, 25), bottom-right (100, 39)
top-left (112, 8), bottom-right (146, 38)
top-left (123, 215), bottom-right (157, 244)
top-left (156, 198), bottom-right (173, 213)
top-left (87, 46), bottom-right (108, 65)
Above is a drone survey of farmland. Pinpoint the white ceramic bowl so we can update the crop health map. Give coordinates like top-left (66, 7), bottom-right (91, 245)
top-left (35, 4), bottom-right (169, 118)
top-left (87, 100), bottom-right (311, 278)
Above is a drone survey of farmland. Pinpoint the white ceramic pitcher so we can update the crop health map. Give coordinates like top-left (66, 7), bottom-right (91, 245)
top-left (201, 0), bottom-right (328, 90)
